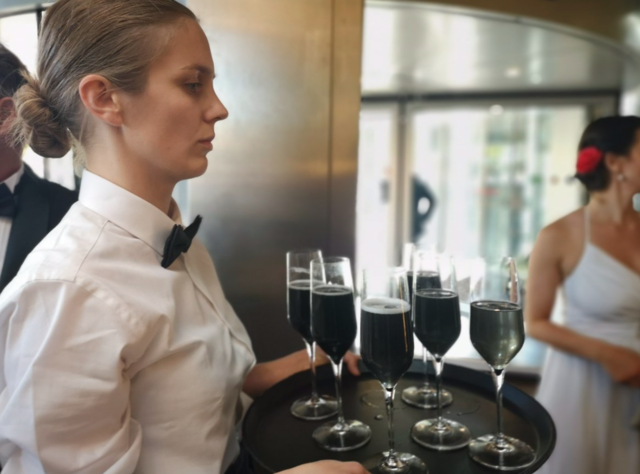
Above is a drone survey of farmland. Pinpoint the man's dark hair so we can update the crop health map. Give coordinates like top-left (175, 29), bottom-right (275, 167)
top-left (0, 43), bottom-right (27, 99)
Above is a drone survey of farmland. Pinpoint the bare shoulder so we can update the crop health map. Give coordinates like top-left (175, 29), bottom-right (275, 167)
top-left (532, 209), bottom-right (585, 278)
top-left (536, 210), bottom-right (582, 248)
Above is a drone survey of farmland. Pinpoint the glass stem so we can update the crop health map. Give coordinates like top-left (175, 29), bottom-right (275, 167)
top-left (305, 341), bottom-right (319, 403)
top-left (433, 356), bottom-right (445, 429)
top-left (331, 359), bottom-right (347, 429)
top-left (383, 385), bottom-right (400, 468)
top-left (422, 346), bottom-right (430, 389)
top-left (492, 368), bottom-right (507, 449)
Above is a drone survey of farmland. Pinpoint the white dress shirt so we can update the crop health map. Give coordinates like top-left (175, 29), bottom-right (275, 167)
top-left (0, 165), bottom-right (24, 273)
top-left (0, 170), bottom-right (256, 474)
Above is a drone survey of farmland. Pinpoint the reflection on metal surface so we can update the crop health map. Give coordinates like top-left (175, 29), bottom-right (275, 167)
top-left (371, 0), bottom-right (637, 51)
top-left (186, 0), bottom-right (362, 361)
top-left (362, 1), bottom-right (627, 95)
top-left (329, 0), bottom-right (363, 259)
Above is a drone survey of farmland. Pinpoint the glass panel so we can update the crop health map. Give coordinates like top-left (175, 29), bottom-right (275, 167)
top-left (356, 102), bottom-right (591, 369)
top-left (412, 106), bottom-right (585, 262)
top-left (356, 105), bottom-right (397, 279)
top-left (409, 104), bottom-right (586, 368)
top-left (0, 13), bottom-right (38, 73)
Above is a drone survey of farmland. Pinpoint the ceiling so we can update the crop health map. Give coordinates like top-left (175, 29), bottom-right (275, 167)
top-left (362, 1), bottom-right (631, 95)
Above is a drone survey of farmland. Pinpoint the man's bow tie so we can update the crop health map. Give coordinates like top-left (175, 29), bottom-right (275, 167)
top-left (161, 215), bottom-right (203, 268)
top-left (0, 184), bottom-right (17, 219)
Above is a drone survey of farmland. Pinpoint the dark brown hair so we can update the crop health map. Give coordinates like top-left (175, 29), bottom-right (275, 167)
top-left (576, 116), bottom-right (640, 192)
top-left (0, 43), bottom-right (27, 99)
top-left (9, 0), bottom-right (197, 159)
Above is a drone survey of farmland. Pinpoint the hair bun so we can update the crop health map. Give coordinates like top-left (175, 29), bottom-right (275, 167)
top-left (11, 74), bottom-right (71, 158)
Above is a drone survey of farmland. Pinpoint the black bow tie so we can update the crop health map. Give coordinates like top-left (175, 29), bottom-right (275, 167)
top-left (161, 215), bottom-right (203, 268)
top-left (0, 184), bottom-right (17, 219)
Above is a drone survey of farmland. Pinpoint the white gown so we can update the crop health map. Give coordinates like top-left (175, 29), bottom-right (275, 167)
top-left (536, 209), bottom-right (640, 474)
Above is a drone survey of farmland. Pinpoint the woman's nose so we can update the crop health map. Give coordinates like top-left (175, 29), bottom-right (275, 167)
top-left (206, 93), bottom-right (229, 123)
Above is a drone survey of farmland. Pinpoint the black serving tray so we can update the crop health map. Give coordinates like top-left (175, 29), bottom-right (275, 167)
top-left (243, 361), bottom-right (555, 473)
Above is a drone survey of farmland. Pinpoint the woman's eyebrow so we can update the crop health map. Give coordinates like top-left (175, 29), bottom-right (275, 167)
top-left (181, 65), bottom-right (215, 78)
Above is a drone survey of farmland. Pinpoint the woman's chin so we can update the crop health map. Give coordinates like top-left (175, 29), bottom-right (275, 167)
top-left (183, 155), bottom-right (209, 179)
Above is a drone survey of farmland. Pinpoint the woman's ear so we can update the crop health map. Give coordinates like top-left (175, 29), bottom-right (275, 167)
top-left (0, 97), bottom-right (15, 132)
top-left (78, 74), bottom-right (124, 127)
top-left (604, 152), bottom-right (624, 175)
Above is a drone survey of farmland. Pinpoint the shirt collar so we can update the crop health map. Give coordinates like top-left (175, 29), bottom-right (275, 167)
top-left (79, 170), bottom-right (182, 255)
top-left (2, 163), bottom-right (24, 193)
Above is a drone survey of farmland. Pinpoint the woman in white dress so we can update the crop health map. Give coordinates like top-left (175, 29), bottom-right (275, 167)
top-left (0, 1), bottom-right (366, 473)
top-left (527, 116), bottom-right (640, 474)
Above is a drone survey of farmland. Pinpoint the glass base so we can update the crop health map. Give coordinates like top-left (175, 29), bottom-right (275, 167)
top-left (290, 395), bottom-right (338, 420)
top-left (469, 434), bottom-right (536, 471)
top-left (411, 418), bottom-right (471, 451)
top-left (401, 385), bottom-right (453, 409)
top-left (312, 419), bottom-right (372, 452)
top-left (364, 451), bottom-right (429, 474)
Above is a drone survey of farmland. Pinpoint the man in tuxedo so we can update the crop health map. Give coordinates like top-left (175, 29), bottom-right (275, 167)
top-left (0, 44), bottom-right (77, 293)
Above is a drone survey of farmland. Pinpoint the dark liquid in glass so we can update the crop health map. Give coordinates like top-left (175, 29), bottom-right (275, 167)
top-left (361, 297), bottom-right (414, 389)
top-left (410, 270), bottom-right (441, 308)
top-left (407, 271), bottom-right (414, 303)
top-left (470, 301), bottom-right (525, 370)
top-left (311, 285), bottom-right (357, 364)
top-left (414, 271), bottom-right (441, 290)
top-left (288, 280), bottom-right (313, 344)
top-left (414, 289), bottom-right (461, 359)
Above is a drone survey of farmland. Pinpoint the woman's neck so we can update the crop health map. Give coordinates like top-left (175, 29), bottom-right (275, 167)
top-left (86, 152), bottom-right (176, 216)
top-left (588, 185), bottom-right (638, 226)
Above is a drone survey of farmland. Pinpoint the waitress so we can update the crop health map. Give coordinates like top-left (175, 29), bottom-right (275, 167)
top-left (0, 1), bottom-right (367, 473)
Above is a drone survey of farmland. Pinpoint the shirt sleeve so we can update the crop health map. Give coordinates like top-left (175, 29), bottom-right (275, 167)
top-left (0, 280), bottom-right (144, 474)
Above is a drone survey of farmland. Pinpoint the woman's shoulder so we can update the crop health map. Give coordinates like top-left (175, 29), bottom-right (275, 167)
top-left (532, 209), bottom-right (586, 276)
top-left (3, 202), bottom-right (145, 310)
top-left (13, 204), bottom-right (108, 283)
top-left (0, 202), bottom-right (160, 341)
top-left (538, 208), bottom-right (584, 243)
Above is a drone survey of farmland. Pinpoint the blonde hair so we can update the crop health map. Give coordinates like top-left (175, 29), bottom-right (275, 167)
top-left (10, 0), bottom-right (196, 161)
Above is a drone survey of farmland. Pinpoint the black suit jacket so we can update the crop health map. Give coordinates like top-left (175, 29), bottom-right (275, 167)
top-left (0, 164), bottom-right (78, 293)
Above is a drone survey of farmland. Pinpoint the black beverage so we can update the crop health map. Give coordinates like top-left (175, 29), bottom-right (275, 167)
top-left (288, 280), bottom-right (313, 344)
top-left (311, 285), bottom-right (357, 364)
top-left (360, 297), bottom-right (414, 389)
top-left (414, 271), bottom-right (442, 291)
top-left (409, 271), bottom-right (441, 310)
top-left (414, 288), bottom-right (461, 359)
top-left (470, 301), bottom-right (525, 370)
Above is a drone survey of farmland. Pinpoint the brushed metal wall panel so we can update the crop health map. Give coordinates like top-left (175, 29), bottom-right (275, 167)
top-left (329, 0), bottom-right (364, 261)
top-left (376, 0), bottom-right (636, 45)
top-left (187, 0), bottom-right (344, 362)
top-left (362, 2), bottom-right (627, 95)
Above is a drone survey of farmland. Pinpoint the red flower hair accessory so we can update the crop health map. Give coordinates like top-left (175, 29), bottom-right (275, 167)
top-left (576, 147), bottom-right (604, 174)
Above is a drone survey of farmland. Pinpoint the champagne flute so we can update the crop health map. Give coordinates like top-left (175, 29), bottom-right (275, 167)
top-left (402, 245), bottom-right (453, 409)
top-left (360, 267), bottom-right (428, 474)
top-left (411, 255), bottom-right (471, 450)
top-left (468, 257), bottom-right (536, 470)
top-left (287, 250), bottom-right (338, 420)
top-left (311, 257), bottom-right (372, 451)
top-left (361, 244), bottom-right (418, 408)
